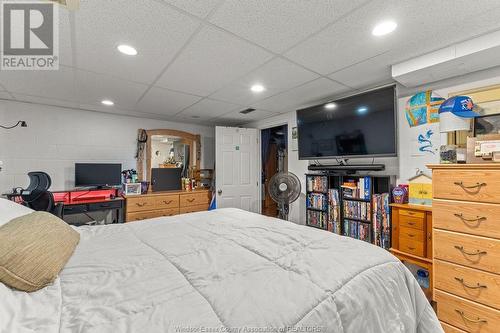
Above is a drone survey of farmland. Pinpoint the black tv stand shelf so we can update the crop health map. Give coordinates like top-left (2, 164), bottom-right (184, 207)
top-left (308, 164), bottom-right (385, 172)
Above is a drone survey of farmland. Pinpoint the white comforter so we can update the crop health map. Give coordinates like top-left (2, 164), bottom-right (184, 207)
top-left (1, 208), bottom-right (442, 333)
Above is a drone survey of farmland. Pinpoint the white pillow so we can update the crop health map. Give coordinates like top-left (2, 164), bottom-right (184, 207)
top-left (0, 198), bottom-right (34, 227)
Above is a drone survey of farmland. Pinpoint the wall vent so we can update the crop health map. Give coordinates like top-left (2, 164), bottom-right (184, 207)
top-left (240, 108), bottom-right (256, 114)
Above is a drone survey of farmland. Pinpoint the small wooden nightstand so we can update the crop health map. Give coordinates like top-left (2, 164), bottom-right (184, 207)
top-left (390, 203), bottom-right (433, 301)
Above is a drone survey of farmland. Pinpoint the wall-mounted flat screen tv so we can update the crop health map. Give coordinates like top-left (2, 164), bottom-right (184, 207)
top-left (296, 85), bottom-right (397, 160)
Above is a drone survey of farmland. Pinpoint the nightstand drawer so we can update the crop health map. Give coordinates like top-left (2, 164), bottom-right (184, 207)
top-left (179, 192), bottom-right (210, 207)
top-left (399, 226), bottom-right (424, 242)
top-left (435, 290), bottom-right (500, 333)
top-left (400, 209), bottom-right (425, 219)
top-left (433, 169), bottom-right (500, 204)
top-left (153, 195), bottom-right (179, 209)
top-left (434, 230), bottom-right (500, 274)
top-left (433, 199), bottom-right (500, 239)
top-left (435, 260), bottom-right (500, 310)
top-left (399, 237), bottom-right (424, 257)
top-left (400, 215), bottom-right (424, 231)
top-left (126, 196), bottom-right (156, 212)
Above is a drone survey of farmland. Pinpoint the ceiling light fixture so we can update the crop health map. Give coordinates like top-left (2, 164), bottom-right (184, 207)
top-left (117, 44), bottom-right (138, 56)
top-left (372, 20), bottom-right (397, 36)
top-left (250, 84), bottom-right (265, 93)
top-left (101, 99), bottom-right (114, 106)
top-left (324, 102), bottom-right (337, 110)
top-left (357, 106), bottom-right (368, 114)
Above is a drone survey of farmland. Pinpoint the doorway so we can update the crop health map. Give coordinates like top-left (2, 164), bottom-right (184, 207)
top-left (261, 124), bottom-right (288, 217)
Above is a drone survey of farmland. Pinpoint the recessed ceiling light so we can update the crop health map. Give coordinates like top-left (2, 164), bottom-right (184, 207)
top-left (251, 84), bottom-right (265, 93)
top-left (101, 99), bottom-right (114, 106)
top-left (372, 20), bottom-right (397, 36)
top-left (357, 106), bottom-right (368, 114)
top-left (117, 44), bottom-right (138, 56)
top-left (324, 102), bottom-right (337, 110)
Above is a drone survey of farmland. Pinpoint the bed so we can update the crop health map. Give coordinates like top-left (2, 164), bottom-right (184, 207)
top-left (1, 206), bottom-right (442, 333)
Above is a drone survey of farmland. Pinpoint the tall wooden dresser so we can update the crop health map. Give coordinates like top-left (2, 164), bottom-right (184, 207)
top-left (429, 164), bottom-right (500, 333)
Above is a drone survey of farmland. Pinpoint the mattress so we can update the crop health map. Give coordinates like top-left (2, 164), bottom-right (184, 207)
top-left (0, 208), bottom-right (442, 333)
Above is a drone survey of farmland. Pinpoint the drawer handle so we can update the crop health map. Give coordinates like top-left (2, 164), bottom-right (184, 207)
top-left (454, 181), bottom-right (487, 191)
top-left (407, 246), bottom-right (415, 250)
top-left (163, 200), bottom-right (173, 205)
top-left (407, 233), bottom-right (415, 238)
top-left (454, 213), bottom-right (487, 225)
top-left (455, 310), bottom-right (487, 324)
top-left (187, 198), bottom-right (195, 203)
top-left (454, 277), bottom-right (487, 290)
top-left (135, 202), bottom-right (147, 207)
top-left (407, 222), bottom-right (416, 226)
top-left (454, 245), bottom-right (487, 256)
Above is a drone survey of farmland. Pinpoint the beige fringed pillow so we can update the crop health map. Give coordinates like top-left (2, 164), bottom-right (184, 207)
top-left (0, 211), bottom-right (80, 292)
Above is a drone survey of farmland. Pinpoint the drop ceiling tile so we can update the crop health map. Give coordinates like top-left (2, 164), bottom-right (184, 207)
top-left (136, 86), bottom-right (202, 116)
top-left (210, 0), bottom-right (368, 53)
top-left (11, 93), bottom-right (79, 109)
top-left (329, 53), bottom-right (395, 90)
top-left (75, 70), bottom-right (148, 110)
top-left (179, 98), bottom-right (242, 119)
top-left (0, 66), bottom-right (78, 101)
top-left (253, 78), bottom-right (351, 113)
top-left (156, 26), bottom-right (273, 96)
top-left (161, 0), bottom-right (220, 18)
top-left (286, 0), bottom-right (500, 75)
top-left (210, 57), bottom-right (319, 105)
top-left (0, 92), bottom-right (13, 99)
top-left (215, 109), bottom-right (279, 123)
top-left (74, 0), bottom-right (199, 84)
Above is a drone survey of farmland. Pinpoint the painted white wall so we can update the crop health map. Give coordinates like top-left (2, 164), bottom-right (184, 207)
top-left (0, 100), bottom-right (215, 192)
top-left (246, 69), bottom-right (500, 225)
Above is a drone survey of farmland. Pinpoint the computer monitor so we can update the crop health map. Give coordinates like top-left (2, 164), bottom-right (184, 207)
top-left (151, 168), bottom-right (182, 192)
top-left (75, 163), bottom-right (122, 188)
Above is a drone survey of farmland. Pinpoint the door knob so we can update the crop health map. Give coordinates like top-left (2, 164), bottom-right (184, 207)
top-left (217, 189), bottom-right (222, 195)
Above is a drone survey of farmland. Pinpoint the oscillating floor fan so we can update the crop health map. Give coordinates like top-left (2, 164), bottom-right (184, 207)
top-left (268, 172), bottom-right (301, 220)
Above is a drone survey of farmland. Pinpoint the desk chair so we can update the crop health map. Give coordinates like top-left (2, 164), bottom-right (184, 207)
top-left (21, 172), bottom-right (63, 218)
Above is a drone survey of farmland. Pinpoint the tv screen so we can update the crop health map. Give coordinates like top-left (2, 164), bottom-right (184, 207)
top-left (297, 86), bottom-right (396, 159)
top-left (75, 163), bottom-right (122, 187)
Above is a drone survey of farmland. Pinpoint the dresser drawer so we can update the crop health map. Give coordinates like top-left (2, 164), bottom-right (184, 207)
top-left (434, 230), bottom-right (500, 274)
top-left (399, 226), bottom-right (424, 242)
top-left (433, 199), bottom-right (500, 239)
top-left (440, 322), bottom-right (467, 333)
top-left (126, 196), bottom-right (156, 212)
top-left (435, 260), bottom-right (500, 310)
top-left (435, 290), bottom-right (500, 333)
top-left (399, 209), bottom-right (425, 219)
top-left (433, 169), bottom-right (500, 204)
top-left (399, 237), bottom-right (424, 257)
top-left (153, 195), bottom-right (179, 209)
top-left (126, 208), bottom-right (179, 222)
top-left (400, 215), bottom-right (424, 231)
top-left (179, 192), bottom-right (210, 207)
top-left (179, 204), bottom-right (208, 214)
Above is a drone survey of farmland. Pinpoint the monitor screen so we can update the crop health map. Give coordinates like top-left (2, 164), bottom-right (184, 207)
top-left (151, 168), bottom-right (182, 192)
top-left (296, 86), bottom-right (397, 159)
top-left (75, 163), bottom-right (122, 187)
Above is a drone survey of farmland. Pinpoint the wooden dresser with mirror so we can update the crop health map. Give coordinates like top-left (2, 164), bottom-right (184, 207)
top-left (124, 128), bottom-right (211, 222)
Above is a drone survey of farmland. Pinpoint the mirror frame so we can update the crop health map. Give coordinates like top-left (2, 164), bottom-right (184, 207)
top-left (137, 129), bottom-right (201, 184)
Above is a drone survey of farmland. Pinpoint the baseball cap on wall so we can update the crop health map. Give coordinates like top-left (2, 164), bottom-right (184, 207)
top-left (438, 96), bottom-right (480, 118)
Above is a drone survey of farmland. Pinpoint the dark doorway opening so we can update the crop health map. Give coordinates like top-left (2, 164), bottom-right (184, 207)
top-left (261, 124), bottom-right (288, 218)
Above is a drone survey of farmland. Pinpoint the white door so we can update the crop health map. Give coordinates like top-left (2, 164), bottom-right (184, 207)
top-left (215, 126), bottom-right (259, 212)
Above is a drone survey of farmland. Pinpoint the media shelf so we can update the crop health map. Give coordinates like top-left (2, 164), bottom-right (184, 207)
top-left (305, 172), bottom-right (394, 249)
